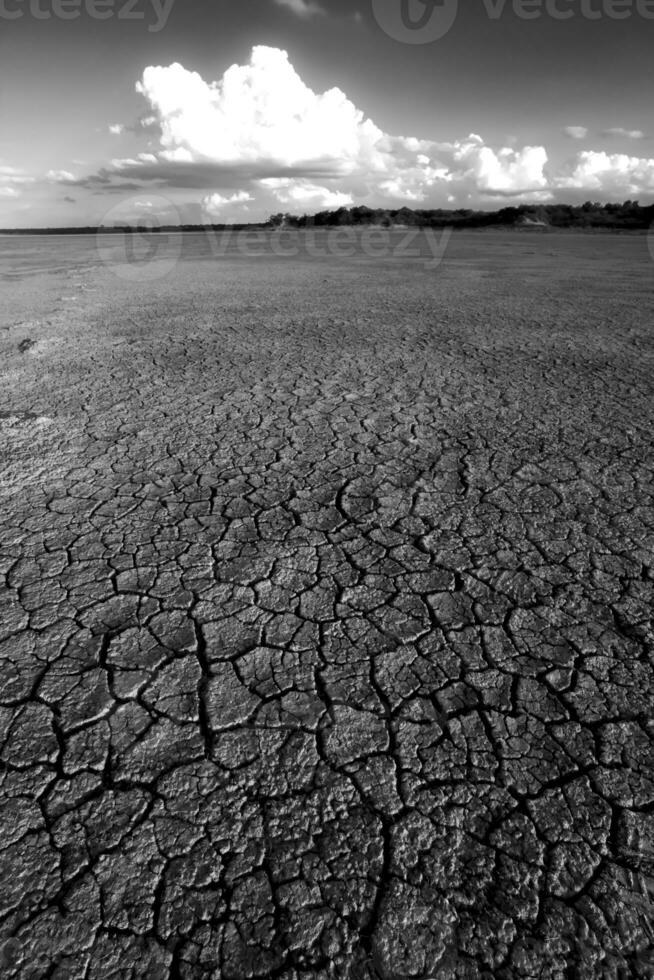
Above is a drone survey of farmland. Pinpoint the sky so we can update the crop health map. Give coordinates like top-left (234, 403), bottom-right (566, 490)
top-left (1, 0), bottom-right (653, 227)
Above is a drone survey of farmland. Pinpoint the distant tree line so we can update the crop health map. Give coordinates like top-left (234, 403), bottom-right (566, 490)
top-left (3, 201), bottom-right (654, 235)
top-left (268, 200), bottom-right (654, 230)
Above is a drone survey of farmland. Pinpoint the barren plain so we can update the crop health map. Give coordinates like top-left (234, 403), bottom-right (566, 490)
top-left (0, 230), bottom-right (653, 978)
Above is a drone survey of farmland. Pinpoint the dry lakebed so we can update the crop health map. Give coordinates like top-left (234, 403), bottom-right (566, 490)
top-left (0, 230), bottom-right (653, 978)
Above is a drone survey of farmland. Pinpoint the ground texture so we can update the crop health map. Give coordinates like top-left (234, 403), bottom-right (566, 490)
top-left (0, 232), bottom-right (653, 978)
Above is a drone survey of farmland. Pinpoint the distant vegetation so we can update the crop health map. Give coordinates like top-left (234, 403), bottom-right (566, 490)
top-left (2, 201), bottom-right (653, 234)
top-left (268, 200), bottom-right (654, 231)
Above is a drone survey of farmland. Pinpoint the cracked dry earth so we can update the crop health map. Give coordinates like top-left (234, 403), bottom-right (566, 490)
top-left (0, 230), bottom-right (653, 979)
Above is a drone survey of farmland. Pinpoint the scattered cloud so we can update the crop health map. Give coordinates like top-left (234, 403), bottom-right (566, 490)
top-left (109, 123), bottom-right (125, 135)
top-left (202, 190), bottom-right (254, 216)
top-left (556, 151), bottom-right (654, 195)
top-left (272, 0), bottom-right (325, 18)
top-left (564, 126), bottom-right (588, 140)
top-left (0, 165), bottom-right (36, 200)
top-left (46, 169), bottom-right (76, 183)
top-left (378, 177), bottom-right (429, 202)
top-left (602, 127), bottom-right (645, 140)
top-left (111, 153), bottom-right (158, 168)
top-left (0, 165), bottom-right (35, 185)
top-left (261, 178), bottom-right (353, 208)
top-left (564, 125), bottom-right (647, 142)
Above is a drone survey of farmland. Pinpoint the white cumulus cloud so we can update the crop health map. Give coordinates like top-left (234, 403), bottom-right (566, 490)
top-left (129, 52), bottom-right (554, 204)
top-left (261, 178), bottom-right (352, 209)
top-left (467, 144), bottom-right (549, 196)
top-left (442, 136), bottom-right (550, 198)
top-left (202, 190), bottom-right (254, 216)
top-left (556, 151), bottom-right (654, 195)
top-left (46, 169), bottom-right (76, 183)
top-left (135, 46), bottom-right (386, 176)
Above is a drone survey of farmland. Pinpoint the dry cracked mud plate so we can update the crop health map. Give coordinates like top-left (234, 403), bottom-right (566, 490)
top-left (0, 234), bottom-right (653, 978)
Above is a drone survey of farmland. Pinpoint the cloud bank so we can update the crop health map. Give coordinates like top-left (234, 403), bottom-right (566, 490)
top-left (51, 46), bottom-right (654, 215)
